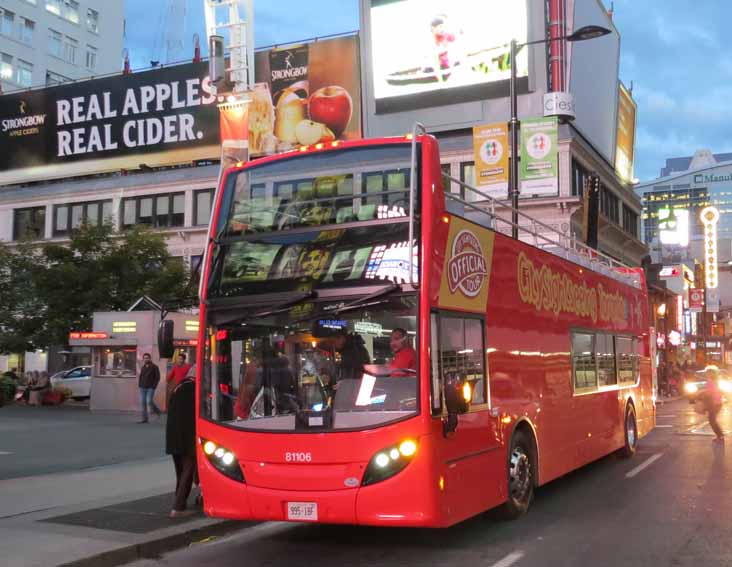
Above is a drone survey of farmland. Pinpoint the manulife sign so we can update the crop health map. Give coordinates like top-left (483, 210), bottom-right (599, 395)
top-left (693, 173), bottom-right (732, 184)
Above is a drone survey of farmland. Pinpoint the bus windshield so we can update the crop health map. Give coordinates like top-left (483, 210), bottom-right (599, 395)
top-left (206, 143), bottom-right (418, 299)
top-left (200, 293), bottom-right (419, 432)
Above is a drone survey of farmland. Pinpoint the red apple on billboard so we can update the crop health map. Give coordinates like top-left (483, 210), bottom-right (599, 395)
top-left (309, 86), bottom-right (353, 137)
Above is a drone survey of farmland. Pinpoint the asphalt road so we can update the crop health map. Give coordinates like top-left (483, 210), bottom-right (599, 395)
top-left (0, 404), bottom-right (166, 480)
top-left (127, 399), bottom-right (732, 567)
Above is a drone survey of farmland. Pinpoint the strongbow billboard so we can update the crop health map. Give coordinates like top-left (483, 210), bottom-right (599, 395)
top-left (250, 35), bottom-right (362, 156)
top-left (0, 62), bottom-right (220, 186)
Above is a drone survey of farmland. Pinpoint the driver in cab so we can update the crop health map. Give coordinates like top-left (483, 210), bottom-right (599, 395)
top-left (389, 328), bottom-right (416, 376)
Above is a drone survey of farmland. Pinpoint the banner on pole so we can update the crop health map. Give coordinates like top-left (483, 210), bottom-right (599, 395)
top-left (520, 116), bottom-right (558, 197)
top-left (472, 122), bottom-right (509, 198)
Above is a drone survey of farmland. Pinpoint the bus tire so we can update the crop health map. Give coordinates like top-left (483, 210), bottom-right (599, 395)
top-left (619, 403), bottom-right (638, 458)
top-left (499, 430), bottom-right (534, 520)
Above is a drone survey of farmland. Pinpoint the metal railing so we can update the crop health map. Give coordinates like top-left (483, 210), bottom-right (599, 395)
top-left (442, 173), bottom-right (642, 289)
top-left (408, 123), bottom-right (427, 286)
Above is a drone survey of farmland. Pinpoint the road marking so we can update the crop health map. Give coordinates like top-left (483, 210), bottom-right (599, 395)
top-left (491, 551), bottom-right (525, 567)
top-left (657, 414), bottom-right (676, 418)
top-left (0, 451), bottom-right (12, 455)
top-left (655, 424), bottom-right (673, 428)
top-left (625, 453), bottom-right (663, 478)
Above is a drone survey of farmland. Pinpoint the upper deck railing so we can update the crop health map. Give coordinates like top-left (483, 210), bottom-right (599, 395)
top-left (441, 173), bottom-right (642, 289)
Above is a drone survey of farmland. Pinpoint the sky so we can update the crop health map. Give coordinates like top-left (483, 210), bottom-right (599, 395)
top-left (123, 0), bottom-right (731, 183)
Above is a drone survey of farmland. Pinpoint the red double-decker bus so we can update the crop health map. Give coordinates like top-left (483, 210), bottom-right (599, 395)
top-left (188, 133), bottom-right (655, 527)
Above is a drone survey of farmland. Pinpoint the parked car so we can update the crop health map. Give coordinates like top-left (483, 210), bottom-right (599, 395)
top-left (684, 367), bottom-right (732, 403)
top-left (50, 366), bottom-right (92, 399)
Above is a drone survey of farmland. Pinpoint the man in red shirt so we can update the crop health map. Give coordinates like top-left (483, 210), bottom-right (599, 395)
top-left (389, 328), bottom-right (416, 376)
top-left (167, 353), bottom-right (193, 386)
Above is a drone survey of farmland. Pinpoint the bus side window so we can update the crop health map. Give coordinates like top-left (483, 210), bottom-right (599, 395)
top-left (597, 334), bottom-right (617, 387)
top-left (430, 313), bottom-right (441, 415)
top-left (572, 332), bottom-right (597, 392)
top-left (433, 313), bottom-right (486, 409)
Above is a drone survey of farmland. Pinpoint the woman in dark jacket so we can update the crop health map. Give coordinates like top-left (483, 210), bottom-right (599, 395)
top-left (166, 378), bottom-right (197, 518)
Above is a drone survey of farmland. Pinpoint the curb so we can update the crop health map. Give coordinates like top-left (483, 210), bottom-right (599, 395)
top-left (57, 520), bottom-right (249, 567)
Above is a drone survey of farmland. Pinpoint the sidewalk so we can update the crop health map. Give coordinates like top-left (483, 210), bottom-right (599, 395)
top-left (0, 456), bottom-right (248, 567)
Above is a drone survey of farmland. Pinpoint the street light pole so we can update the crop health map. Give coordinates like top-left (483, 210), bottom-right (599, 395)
top-left (505, 25), bottom-right (611, 241)
top-left (509, 38), bottom-right (520, 239)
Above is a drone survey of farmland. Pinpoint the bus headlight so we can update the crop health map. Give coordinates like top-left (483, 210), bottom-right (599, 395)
top-left (362, 439), bottom-right (418, 486)
top-left (684, 383), bottom-right (698, 394)
top-left (200, 438), bottom-right (244, 483)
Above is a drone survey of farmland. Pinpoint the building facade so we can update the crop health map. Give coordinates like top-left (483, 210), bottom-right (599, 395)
top-left (0, 0), bottom-right (123, 92)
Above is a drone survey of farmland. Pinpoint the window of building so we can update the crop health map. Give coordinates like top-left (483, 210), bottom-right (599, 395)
top-left (194, 189), bottom-right (214, 226)
top-left (53, 200), bottom-right (113, 236)
top-left (64, 36), bottom-right (78, 64)
top-left (18, 17), bottom-right (34, 43)
top-left (46, 0), bottom-right (61, 16)
top-left (48, 29), bottom-right (63, 58)
top-left (600, 187), bottom-right (620, 224)
top-left (86, 8), bottom-right (99, 33)
top-left (122, 193), bottom-right (185, 229)
top-left (0, 8), bottom-right (14, 37)
top-left (571, 158), bottom-right (591, 197)
top-left (13, 207), bottom-right (46, 241)
top-left (16, 59), bottom-right (32, 87)
top-left (47, 0), bottom-right (79, 24)
top-left (433, 313), bottom-right (486, 408)
top-left (46, 70), bottom-right (69, 85)
top-left (0, 53), bottom-right (13, 82)
top-left (85, 45), bottom-right (97, 69)
top-left (622, 205), bottom-right (639, 239)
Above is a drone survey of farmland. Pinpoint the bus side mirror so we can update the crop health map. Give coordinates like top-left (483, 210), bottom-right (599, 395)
top-left (158, 320), bottom-right (175, 359)
top-left (443, 372), bottom-right (470, 436)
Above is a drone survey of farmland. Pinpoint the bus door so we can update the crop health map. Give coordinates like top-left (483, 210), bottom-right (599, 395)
top-left (430, 312), bottom-right (503, 520)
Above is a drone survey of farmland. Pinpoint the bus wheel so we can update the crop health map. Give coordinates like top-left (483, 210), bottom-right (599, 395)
top-left (619, 403), bottom-right (638, 458)
top-left (500, 430), bottom-right (534, 520)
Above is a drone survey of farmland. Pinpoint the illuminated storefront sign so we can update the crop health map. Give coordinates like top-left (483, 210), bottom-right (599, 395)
top-left (185, 320), bottom-right (200, 332)
top-left (112, 321), bottom-right (137, 333)
top-left (69, 332), bottom-right (109, 340)
top-left (676, 294), bottom-right (684, 332)
top-left (354, 321), bottom-right (383, 335)
top-left (701, 206), bottom-right (720, 289)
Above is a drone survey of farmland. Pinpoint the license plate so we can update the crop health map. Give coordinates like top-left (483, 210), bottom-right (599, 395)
top-left (287, 502), bottom-right (318, 521)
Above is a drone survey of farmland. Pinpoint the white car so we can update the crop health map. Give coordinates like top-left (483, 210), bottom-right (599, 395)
top-left (50, 366), bottom-right (92, 399)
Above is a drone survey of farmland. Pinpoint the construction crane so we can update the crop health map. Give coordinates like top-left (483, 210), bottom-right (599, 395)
top-left (150, 0), bottom-right (189, 66)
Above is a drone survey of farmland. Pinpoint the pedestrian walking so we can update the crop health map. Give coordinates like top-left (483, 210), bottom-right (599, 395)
top-left (166, 377), bottom-right (197, 518)
top-left (138, 353), bottom-right (161, 423)
top-left (704, 369), bottom-right (724, 442)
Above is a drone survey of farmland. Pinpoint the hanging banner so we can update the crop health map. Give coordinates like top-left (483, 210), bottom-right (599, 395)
top-left (615, 82), bottom-right (637, 183)
top-left (472, 122), bottom-right (509, 198)
top-left (252, 35), bottom-right (362, 156)
top-left (520, 116), bottom-right (558, 197)
top-left (707, 288), bottom-right (720, 313)
top-left (218, 100), bottom-right (249, 170)
top-left (689, 288), bottom-right (704, 313)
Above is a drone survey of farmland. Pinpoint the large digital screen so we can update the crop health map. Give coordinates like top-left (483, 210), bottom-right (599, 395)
top-left (370, 0), bottom-right (528, 107)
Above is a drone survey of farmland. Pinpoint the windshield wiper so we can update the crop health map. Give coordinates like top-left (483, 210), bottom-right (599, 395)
top-left (331, 283), bottom-right (400, 315)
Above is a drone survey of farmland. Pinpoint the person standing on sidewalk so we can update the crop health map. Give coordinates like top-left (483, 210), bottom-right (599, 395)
top-left (166, 377), bottom-right (197, 518)
top-left (138, 353), bottom-right (161, 424)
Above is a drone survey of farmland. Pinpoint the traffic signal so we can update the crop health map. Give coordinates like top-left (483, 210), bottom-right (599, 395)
top-left (583, 173), bottom-right (600, 249)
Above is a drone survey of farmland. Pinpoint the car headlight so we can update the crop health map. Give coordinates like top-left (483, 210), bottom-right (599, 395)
top-left (362, 439), bottom-right (418, 486)
top-left (200, 438), bottom-right (244, 483)
top-left (684, 383), bottom-right (698, 394)
top-left (719, 380), bottom-right (732, 393)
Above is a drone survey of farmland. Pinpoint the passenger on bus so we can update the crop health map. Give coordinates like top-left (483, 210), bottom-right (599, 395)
top-left (389, 328), bottom-right (416, 376)
top-left (333, 329), bottom-right (371, 384)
